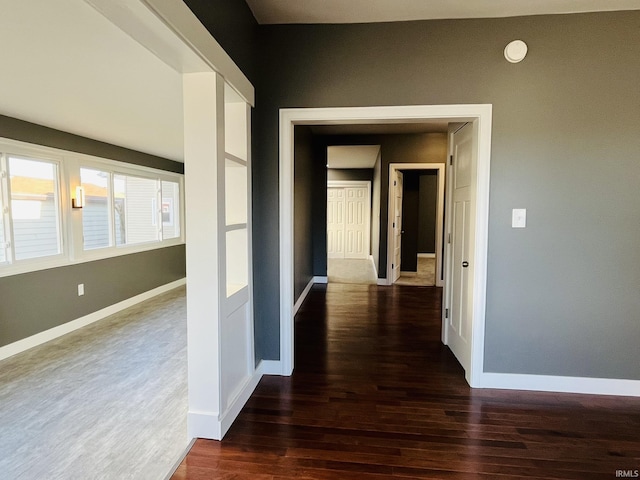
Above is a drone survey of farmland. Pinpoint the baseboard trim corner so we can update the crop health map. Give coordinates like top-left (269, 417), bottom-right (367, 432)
top-left (478, 372), bottom-right (640, 397)
top-left (418, 253), bottom-right (436, 258)
top-left (294, 276), bottom-right (327, 315)
top-left (0, 278), bottom-right (186, 363)
top-left (259, 359), bottom-right (283, 376)
top-left (187, 410), bottom-right (221, 440)
top-left (377, 278), bottom-right (388, 286)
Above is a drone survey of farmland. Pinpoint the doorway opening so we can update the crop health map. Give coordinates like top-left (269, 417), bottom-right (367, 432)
top-left (280, 105), bottom-right (492, 387)
top-left (386, 163), bottom-right (445, 288)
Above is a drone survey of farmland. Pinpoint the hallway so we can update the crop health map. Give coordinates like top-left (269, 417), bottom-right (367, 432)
top-left (172, 284), bottom-right (640, 479)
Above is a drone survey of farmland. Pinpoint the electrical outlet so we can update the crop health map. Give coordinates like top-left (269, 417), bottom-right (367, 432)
top-left (78, 284), bottom-right (85, 296)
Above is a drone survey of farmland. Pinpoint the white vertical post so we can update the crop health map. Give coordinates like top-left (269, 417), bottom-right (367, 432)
top-left (183, 72), bottom-right (225, 440)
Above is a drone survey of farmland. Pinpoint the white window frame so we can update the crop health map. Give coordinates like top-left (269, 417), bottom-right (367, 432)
top-left (0, 137), bottom-right (184, 278)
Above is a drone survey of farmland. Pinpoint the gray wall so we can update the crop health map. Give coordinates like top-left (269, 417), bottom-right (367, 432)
top-left (327, 168), bottom-right (373, 182)
top-left (250, 12), bottom-right (640, 379)
top-left (418, 172), bottom-right (438, 254)
top-left (183, 0), bottom-right (258, 82)
top-left (0, 245), bottom-right (185, 347)
top-left (293, 126), bottom-right (315, 301)
top-left (0, 116), bottom-right (186, 348)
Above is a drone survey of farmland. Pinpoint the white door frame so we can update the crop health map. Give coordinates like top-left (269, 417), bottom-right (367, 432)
top-left (327, 180), bottom-right (372, 260)
top-left (386, 163), bottom-right (446, 287)
top-left (279, 104), bottom-right (492, 387)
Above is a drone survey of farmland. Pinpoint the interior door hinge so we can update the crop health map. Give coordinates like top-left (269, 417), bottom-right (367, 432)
top-left (447, 233), bottom-right (451, 244)
top-left (449, 155), bottom-right (453, 166)
top-left (445, 308), bottom-right (449, 319)
top-left (393, 180), bottom-right (396, 186)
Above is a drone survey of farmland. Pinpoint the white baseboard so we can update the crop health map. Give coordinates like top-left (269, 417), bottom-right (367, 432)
top-left (260, 359), bottom-right (283, 375)
top-left (377, 278), bottom-right (388, 286)
top-left (294, 277), bottom-right (315, 315)
top-left (187, 360), bottom-right (282, 441)
top-left (293, 276), bottom-right (328, 315)
top-left (219, 366), bottom-right (264, 438)
top-left (418, 253), bottom-right (436, 258)
top-left (187, 410), bottom-right (221, 440)
top-left (478, 372), bottom-right (640, 397)
top-left (0, 278), bottom-right (186, 362)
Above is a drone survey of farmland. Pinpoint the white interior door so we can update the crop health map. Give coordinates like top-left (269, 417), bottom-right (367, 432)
top-left (327, 187), bottom-right (345, 258)
top-left (446, 123), bottom-right (475, 372)
top-left (328, 183), bottom-right (370, 259)
top-left (392, 170), bottom-right (403, 282)
top-left (344, 187), bottom-right (368, 258)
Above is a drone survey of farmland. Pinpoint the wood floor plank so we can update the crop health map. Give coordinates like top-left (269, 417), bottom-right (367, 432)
top-left (172, 284), bottom-right (640, 479)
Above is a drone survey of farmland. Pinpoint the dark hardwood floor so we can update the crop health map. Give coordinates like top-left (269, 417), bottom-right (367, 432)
top-left (171, 283), bottom-right (640, 479)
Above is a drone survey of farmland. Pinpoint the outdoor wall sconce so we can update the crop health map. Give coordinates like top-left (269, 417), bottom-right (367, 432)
top-left (72, 186), bottom-right (85, 208)
top-left (504, 40), bottom-right (528, 63)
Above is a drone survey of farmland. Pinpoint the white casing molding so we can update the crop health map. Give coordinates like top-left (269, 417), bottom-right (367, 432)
top-left (280, 104), bottom-right (493, 381)
top-left (386, 163), bottom-right (445, 287)
top-left (479, 373), bottom-right (640, 397)
top-left (0, 279), bottom-right (186, 362)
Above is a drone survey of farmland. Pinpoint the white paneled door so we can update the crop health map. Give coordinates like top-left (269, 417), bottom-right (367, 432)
top-left (327, 183), bottom-right (370, 259)
top-left (446, 123), bottom-right (474, 373)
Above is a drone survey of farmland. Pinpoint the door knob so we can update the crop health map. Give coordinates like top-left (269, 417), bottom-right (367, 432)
top-left (462, 261), bottom-right (469, 268)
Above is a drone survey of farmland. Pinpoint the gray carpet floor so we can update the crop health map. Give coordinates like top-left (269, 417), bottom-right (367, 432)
top-left (0, 286), bottom-right (188, 480)
top-left (327, 258), bottom-right (378, 284)
top-left (395, 257), bottom-right (436, 286)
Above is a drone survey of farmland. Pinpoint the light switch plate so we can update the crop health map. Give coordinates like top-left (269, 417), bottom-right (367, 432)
top-left (78, 283), bottom-right (85, 296)
top-left (512, 209), bottom-right (526, 228)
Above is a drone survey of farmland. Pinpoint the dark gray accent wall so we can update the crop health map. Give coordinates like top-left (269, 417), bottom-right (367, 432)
top-left (252, 12), bottom-right (640, 380)
top-left (0, 246), bottom-right (185, 347)
top-left (400, 172), bottom-right (420, 272)
top-left (418, 172), bottom-right (438, 254)
top-left (293, 126), bottom-right (315, 301)
top-left (182, 0), bottom-right (258, 82)
top-left (0, 116), bottom-right (186, 348)
top-left (327, 169), bottom-right (373, 182)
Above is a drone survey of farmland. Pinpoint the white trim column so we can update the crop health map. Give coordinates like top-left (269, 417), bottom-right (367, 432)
top-left (184, 72), bottom-right (224, 440)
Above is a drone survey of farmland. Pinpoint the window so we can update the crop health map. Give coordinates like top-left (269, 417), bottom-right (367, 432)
top-left (7, 156), bottom-right (62, 261)
top-left (114, 174), bottom-right (159, 246)
top-left (160, 180), bottom-right (181, 240)
top-left (0, 182), bottom-right (6, 264)
top-left (81, 167), bottom-right (111, 250)
top-left (0, 138), bottom-right (183, 278)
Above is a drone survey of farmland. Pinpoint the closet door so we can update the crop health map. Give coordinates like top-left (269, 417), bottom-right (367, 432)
top-left (327, 187), bottom-right (345, 258)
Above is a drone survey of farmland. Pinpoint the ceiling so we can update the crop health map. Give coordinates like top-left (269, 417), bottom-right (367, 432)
top-left (0, 0), bottom-right (184, 162)
top-left (328, 145), bottom-right (381, 169)
top-left (245, 0), bottom-right (640, 24)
